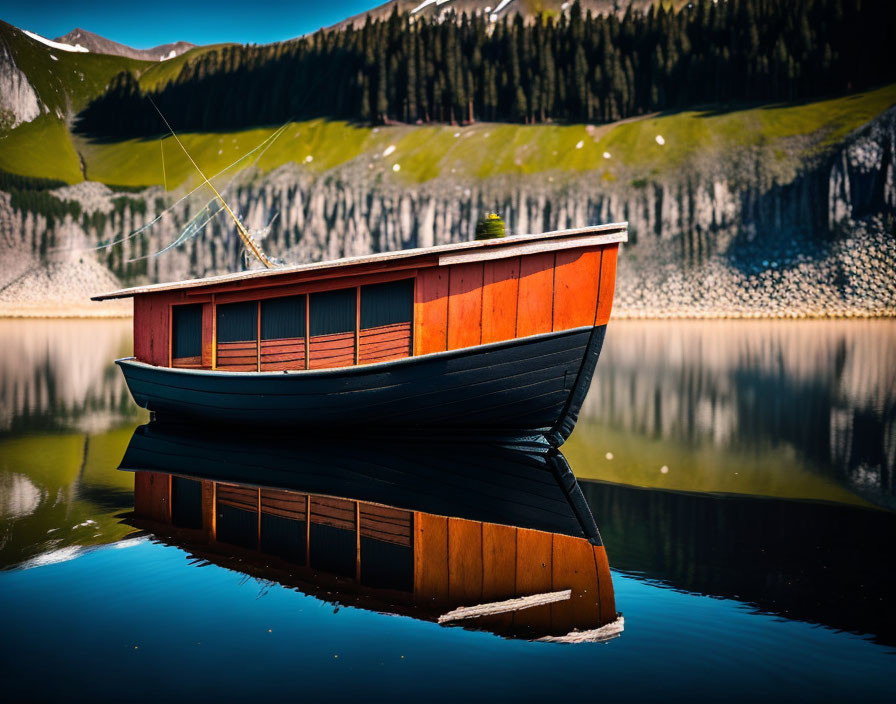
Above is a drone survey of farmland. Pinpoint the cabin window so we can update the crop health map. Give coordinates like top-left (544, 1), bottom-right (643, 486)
top-left (217, 301), bottom-right (258, 342)
top-left (261, 295), bottom-right (305, 340)
top-left (260, 295), bottom-right (306, 371)
top-left (359, 503), bottom-right (413, 591)
top-left (259, 489), bottom-right (307, 564)
top-left (309, 496), bottom-right (356, 577)
top-left (171, 476), bottom-right (203, 529)
top-left (216, 301), bottom-right (258, 371)
top-left (215, 484), bottom-right (258, 550)
top-left (172, 304), bottom-right (202, 367)
top-left (308, 289), bottom-right (356, 369)
top-left (359, 279), bottom-right (413, 364)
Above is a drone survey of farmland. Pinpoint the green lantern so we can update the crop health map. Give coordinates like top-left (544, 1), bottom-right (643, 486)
top-left (475, 212), bottom-right (507, 240)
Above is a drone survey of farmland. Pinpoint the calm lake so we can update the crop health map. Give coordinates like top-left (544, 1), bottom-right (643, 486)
top-left (1, 318), bottom-right (894, 702)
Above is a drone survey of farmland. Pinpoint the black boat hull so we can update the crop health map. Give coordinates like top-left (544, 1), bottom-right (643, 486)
top-left (117, 325), bottom-right (606, 446)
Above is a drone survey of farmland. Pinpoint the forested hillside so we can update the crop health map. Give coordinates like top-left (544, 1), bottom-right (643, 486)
top-left (78, 0), bottom-right (895, 136)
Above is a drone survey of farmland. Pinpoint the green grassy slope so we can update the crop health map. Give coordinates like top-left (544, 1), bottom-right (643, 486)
top-left (70, 83), bottom-right (896, 189)
top-left (0, 115), bottom-right (84, 182)
top-left (0, 24), bottom-right (233, 184)
top-left (2, 13), bottom-right (894, 191)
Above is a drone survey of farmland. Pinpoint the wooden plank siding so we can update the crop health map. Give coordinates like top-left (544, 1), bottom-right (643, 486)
top-left (414, 513), bottom-right (449, 606)
top-left (133, 471), bottom-right (171, 523)
top-left (413, 268), bottom-right (449, 355)
top-left (132, 243), bottom-right (619, 371)
top-left (550, 533), bottom-right (602, 634)
top-left (260, 338), bottom-right (306, 371)
top-left (260, 489), bottom-right (307, 520)
top-left (553, 249), bottom-right (601, 331)
top-left (447, 518), bottom-right (484, 605)
top-left (516, 252), bottom-right (556, 338)
top-left (481, 258), bottom-right (519, 344)
top-left (595, 245), bottom-right (618, 326)
top-left (359, 322), bottom-right (412, 364)
top-left (134, 293), bottom-right (172, 366)
top-left (408, 243), bottom-right (617, 358)
top-left (359, 504), bottom-right (412, 547)
top-left (216, 341), bottom-right (258, 371)
top-left (309, 331), bottom-right (355, 369)
top-left (216, 484), bottom-right (258, 511)
top-left (513, 527), bottom-right (554, 631)
top-left (130, 474), bottom-right (618, 634)
top-left (310, 496), bottom-right (356, 531)
top-left (446, 262), bottom-right (484, 350)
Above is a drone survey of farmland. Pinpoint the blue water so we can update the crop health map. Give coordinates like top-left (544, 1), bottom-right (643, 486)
top-left (1, 319), bottom-right (895, 702)
top-left (1, 538), bottom-right (892, 703)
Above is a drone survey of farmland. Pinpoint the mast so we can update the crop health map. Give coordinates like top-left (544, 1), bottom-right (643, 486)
top-left (149, 99), bottom-right (275, 269)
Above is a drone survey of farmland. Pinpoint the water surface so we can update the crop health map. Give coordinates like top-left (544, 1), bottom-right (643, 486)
top-left (1, 318), bottom-right (894, 702)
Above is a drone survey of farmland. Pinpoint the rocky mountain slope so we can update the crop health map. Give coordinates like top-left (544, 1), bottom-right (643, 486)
top-left (53, 28), bottom-right (194, 62)
top-left (2, 100), bottom-right (892, 317)
top-left (0, 8), bottom-right (893, 318)
top-left (329, 0), bottom-right (654, 29)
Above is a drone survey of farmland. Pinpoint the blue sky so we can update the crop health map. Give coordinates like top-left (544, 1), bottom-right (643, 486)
top-left (1, 0), bottom-right (382, 48)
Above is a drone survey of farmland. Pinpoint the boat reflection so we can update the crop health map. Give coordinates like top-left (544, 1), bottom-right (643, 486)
top-left (120, 422), bottom-right (620, 642)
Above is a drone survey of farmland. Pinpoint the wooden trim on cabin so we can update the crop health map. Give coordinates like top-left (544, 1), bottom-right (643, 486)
top-left (256, 487), bottom-right (262, 546)
top-left (211, 295), bottom-right (217, 370)
top-left (133, 241), bottom-right (619, 374)
top-left (207, 268), bottom-right (420, 305)
top-left (211, 481), bottom-right (217, 541)
top-left (355, 287), bottom-right (361, 365)
top-left (355, 502), bottom-right (362, 582)
top-left (303, 296), bottom-right (311, 370)
top-left (438, 233), bottom-right (616, 266)
top-left (92, 224), bottom-right (627, 301)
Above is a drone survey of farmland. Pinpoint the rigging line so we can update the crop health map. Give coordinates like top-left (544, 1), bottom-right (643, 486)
top-left (55, 122), bottom-right (291, 253)
top-left (56, 54), bottom-right (331, 256)
top-left (126, 204), bottom-right (227, 262)
top-left (147, 96), bottom-right (272, 267)
top-left (129, 119), bottom-right (288, 262)
top-left (160, 138), bottom-right (167, 191)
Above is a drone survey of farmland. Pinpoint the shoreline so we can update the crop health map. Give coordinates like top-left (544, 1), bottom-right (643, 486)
top-left (1, 304), bottom-right (892, 321)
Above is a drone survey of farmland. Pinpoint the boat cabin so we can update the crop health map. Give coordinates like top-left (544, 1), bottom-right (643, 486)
top-left (131, 469), bottom-right (618, 638)
top-left (93, 224), bottom-right (626, 372)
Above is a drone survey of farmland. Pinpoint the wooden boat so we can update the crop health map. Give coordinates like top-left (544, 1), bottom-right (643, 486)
top-left (121, 423), bottom-right (620, 640)
top-left (94, 222), bottom-right (626, 445)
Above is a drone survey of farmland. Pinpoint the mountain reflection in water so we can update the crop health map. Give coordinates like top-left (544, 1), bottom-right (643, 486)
top-left (0, 319), bottom-right (138, 434)
top-left (1, 319), bottom-right (895, 702)
top-left (571, 319), bottom-right (896, 507)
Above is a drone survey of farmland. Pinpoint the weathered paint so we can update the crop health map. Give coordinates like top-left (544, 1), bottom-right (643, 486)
top-left (130, 242), bottom-right (619, 374)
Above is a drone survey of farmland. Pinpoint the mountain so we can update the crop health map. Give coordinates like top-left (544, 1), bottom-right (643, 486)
top-left (53, 28), bottom-right (194, 62)
top-left (0, 2), bottom-right (894, 318)
top-left (328, 0), bottom-right (654, 29)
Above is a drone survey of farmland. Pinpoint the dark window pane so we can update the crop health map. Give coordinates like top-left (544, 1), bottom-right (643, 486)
top-left (360, 537), bottom-right (413, 591)
top-left (171, 476), bottom-right (203, 529)
top-left (309, 289), bottom-right (356, 336)
top-left (360, 279), bottom-right (413, 329)
top-left (261, 295), bottom-right (305, 340)
top-left (309, 524), bottom-right (355, 577)
top-left (172, 304), bottom-right (202, 358)
top-left (260, 514), bottom-right (306, 564)
top-left (217, 301), bottom-right (257, 343)
top-left (216, 504), bottom-right (257, 550)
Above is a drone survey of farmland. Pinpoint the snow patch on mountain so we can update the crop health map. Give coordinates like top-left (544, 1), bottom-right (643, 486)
top-left (22, 29), bottom-right (89, 53)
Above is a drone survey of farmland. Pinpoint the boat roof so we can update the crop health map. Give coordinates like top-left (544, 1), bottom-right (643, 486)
top-left (92, 222), bottom-right (627, 300)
